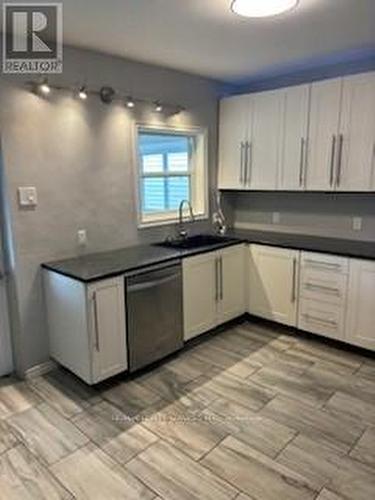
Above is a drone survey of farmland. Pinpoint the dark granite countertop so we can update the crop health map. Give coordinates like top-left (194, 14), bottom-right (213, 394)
top-left (228, 229), bottom-right (375, 260)
top-left (42, 237), bottom-right (243, 282)
top-left (42, 230), bottom-right (375, 283)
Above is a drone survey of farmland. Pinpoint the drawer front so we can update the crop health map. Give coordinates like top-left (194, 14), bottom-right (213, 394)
top-left (300, 267), bottom-right (348, 305)
top-left (301, 252), bottom-right (349, 275)
top-left (298, 298), bottom-right (345, 341)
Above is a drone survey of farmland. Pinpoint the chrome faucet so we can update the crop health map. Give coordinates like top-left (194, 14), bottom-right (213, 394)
top-left (178, 199), bottom-right (195, 239)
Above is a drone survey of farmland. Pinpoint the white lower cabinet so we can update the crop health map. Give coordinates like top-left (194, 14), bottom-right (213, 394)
top-left (183, 245), bottom-right (246, 341)
top-left (248, 245), bottom-right (299, 327)
top-left (345, 259), bottom-right (375, 350)
top-left (298, 252), bottom-right (349, 341)
top-left (44, 271), bottom-right (127, 384)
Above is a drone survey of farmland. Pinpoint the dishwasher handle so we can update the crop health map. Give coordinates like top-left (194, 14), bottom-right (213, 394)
top-left (127, 273), bottom-right (179, 293)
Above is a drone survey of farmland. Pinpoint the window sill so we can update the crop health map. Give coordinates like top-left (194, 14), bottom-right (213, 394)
top-left (138, 213), bottom-right (208, 229)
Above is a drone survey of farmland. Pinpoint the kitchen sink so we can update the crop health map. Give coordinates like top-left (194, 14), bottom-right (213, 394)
top-left (154, 234), bottom-right (238, 250)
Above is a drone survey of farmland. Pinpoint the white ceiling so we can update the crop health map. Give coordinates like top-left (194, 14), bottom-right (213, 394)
top-left (11, 0), bottom-right (375, 83)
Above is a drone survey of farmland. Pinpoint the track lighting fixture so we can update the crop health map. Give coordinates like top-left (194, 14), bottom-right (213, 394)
top-left (155, 102), bottom-right (163, 113)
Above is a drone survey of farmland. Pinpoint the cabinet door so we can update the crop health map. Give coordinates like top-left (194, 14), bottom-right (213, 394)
top-left (279, 84), bottom-right (310, 190)
top-left (218, 245), bottom-right (246, 323)
top-left (218, 95), bottom-right (251, 189)
top-left (305, 78), bottom-right (342, 190)
top-left (248, 245), bottom-right (299, 326)
top-left (248, 90), bottom-right (284, 190)
top-left (183, 252), bottom-right (217, 340)
top-left (89, 277), bottom-right (127, 383)
top-left (346, 259), bottom-right (375, 351)
top-left (336, 72), bottom-right (375, 191)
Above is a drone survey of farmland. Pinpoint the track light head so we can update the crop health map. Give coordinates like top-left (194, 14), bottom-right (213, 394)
top-left (126, 97), bottom-right (135, 108)
top-left (78, 86), bottom-right (88, 100)
top-left (155, 102), bottom-right (163, 113)
top-left (38, 79), bottom-right (51, 95)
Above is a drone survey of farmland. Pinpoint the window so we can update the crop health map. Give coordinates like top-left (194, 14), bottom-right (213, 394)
top-left (137, 126), bottom-right (207, 226)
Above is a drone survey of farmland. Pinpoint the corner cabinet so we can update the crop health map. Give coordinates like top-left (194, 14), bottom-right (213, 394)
top-left (183, 245), bottom-right (246, 341)
top-left (345, 259), bottom-right (375, 350)
top-left (248, 245), bottom-right (299, 327)
top-left (44, 271), bottom-right (128, 384)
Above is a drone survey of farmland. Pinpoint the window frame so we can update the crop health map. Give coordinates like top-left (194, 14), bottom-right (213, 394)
top-left (134, 123), bottom-right (209, 228)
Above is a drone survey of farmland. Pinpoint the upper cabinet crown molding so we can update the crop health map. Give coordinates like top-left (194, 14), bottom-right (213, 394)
top-left (218, 71), bottom-right (375, 193)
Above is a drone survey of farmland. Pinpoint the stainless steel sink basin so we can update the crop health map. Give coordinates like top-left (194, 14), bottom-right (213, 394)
top-left (154, 234), bottom-right (237, 250)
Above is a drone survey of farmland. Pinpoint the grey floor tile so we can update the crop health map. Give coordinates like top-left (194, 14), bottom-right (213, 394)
top-left (72, 401), bottom-right (158, 465)
top-left (324, 391), bottom-right (375, 426)
top-left (51, 442), bottom-right (155, 500)
top-left (207, 398), bottom-right (297, 458)
top-left (316, 489), bottom-right (345, 500)
top-left (0, 379), bottom-right (41, 420)
top-left (327, 454), bottom-right (375, 500)
top-left (0, 420), bottom-right (18, 455)
top-left (102, 379), bottom-right (163, 417)
top-left (201, 436), bottom-right (316, 500)
top-left (0, 444), bottom-right (73, 499)
top-left (7, 402), bottom-right (89, 465)
top-left (260, 395), bottom-right (364, 451)
top-left (349, 427), bottom-right (375, 468)
top-left (276, 434), bottom-right (346, 491)
top-left (355, 360), bottom-right (375, 382)
top-left (141, 397), bottom-right (229, 460)
top-left (28, 368), bottom-right (101, 419)
top-left (202, 372), bottom-right (275, 412)
top-left (127, 440), bottom-right (238, 500)
top-left (190, 342), bottom-right (246, 370)
top-left (250, 365), bottom-right (334, 407)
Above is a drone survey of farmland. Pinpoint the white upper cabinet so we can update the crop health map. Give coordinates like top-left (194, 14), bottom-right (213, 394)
top-left (249, 90), bottom-right (284, 190)
top-left (218, 95), bottom-right (251, 189)
top-left (279, 84), bottom-right (310, 190)
top-left (305, 78), bottom-right (343, 191)
top-left (336, 72), bottom-right (375, 191)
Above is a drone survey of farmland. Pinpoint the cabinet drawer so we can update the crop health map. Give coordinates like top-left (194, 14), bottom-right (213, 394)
top-left (300, 267), bottom-right (348, 305)
top-left (301, 252), bottom-right (349, 275)
top-left (298, 298), bottom-right (345, 341)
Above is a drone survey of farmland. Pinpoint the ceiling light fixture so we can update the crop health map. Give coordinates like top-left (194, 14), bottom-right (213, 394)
top-left (155, 102), bottom-right (163, 113)
top-left (78, 86), bottom-right (88, 100)
top-left (231, 0), bottom-right (298, 18)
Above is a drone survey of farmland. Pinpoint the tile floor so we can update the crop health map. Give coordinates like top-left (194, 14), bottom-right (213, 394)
top-left (0, 319), bottom-right (374, 499)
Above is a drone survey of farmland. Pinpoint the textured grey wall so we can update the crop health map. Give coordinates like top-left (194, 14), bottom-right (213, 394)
top-left (225, 192), bottom-right (375, 241)
top-left (0, 45), bottom-right (220, 375)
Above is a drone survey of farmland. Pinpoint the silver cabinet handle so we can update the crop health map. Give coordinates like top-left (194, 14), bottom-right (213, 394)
top-left (304, 283), bottom-right (340, 295)
top-left (291, 257), bottom-right (297, 303)
top-left (336, 134), bottom-right (344, 187)
top-left (92, 292), bottom-right (100, 352)
top-left (329, 135), bottom-right (337, 187)
top-left (299, 138), bottom-right (305, 187)
top-left (244, 141), bottom-right (249, 186)
top-left (219, 256), bottom-right (224, 301)
top-left (215, 257), bottom-right (219, 302)
top-left (247, 141), bottom-right (253, 186)
top-left (302, 314), bottom-right (338, 328)
top-left (304, 259), bottom-right (342, 270)
top-left (240, 142), bottom-right (245, 184)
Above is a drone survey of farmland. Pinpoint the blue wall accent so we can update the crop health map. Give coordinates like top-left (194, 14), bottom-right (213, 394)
top-left (219, 45), bottom-right (375, 97)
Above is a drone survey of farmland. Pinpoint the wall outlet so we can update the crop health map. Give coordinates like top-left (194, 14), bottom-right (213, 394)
top-left (77, 229), bottom-right (87, 246)
top-left (18, 187), bottom-right (37, 207)
top-left (272, 212), bottom-right (281, 224)
top-left (352, 217), bottom-right (362, 231)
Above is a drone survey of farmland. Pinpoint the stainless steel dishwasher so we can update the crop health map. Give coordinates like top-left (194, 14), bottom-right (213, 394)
top-left (126, 260), bottom-right (183, 372)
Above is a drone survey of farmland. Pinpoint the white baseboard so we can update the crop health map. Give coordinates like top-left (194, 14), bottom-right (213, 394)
top-left (24, 360), bottom-right (56, 379)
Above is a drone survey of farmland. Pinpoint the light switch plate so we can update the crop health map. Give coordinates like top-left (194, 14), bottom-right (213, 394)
top-left (18, 187), bottom-right (37, 207)
top-left (77, 229), bottom-right (87, 246)
top-left (352, 217), bottom-right (362, 231)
